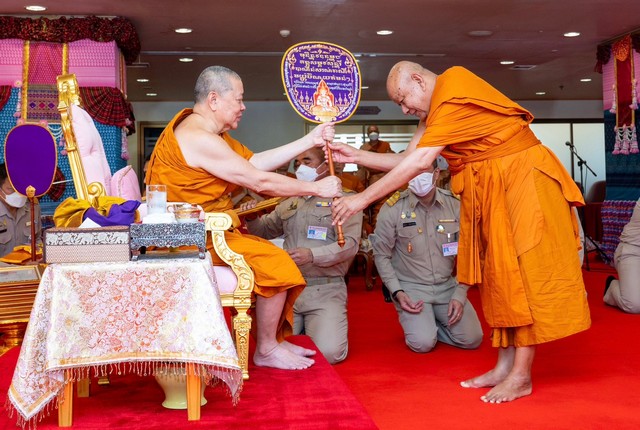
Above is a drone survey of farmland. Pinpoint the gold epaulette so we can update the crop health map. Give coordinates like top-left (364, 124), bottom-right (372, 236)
top-left (385, 191), bottom-right (402, 207)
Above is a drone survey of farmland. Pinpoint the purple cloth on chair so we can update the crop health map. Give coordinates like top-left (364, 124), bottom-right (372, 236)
top-left (84, 200), bottom-right (140, 226)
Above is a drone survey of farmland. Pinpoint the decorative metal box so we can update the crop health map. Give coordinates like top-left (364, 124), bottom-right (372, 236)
top-left (43, 226), bottom-right (131, 263)
top-left (129, 222), bottom-right (207, 260)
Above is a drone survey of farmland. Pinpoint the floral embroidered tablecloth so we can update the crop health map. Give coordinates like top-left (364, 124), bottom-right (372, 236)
top-left (7, 254), bottom-right (242, 426)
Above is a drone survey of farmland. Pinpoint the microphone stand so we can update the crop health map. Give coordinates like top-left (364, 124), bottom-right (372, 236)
top-left (566, 142), bottom-right (608, 269)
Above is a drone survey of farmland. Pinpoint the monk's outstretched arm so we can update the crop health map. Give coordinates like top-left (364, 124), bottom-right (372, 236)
top-left (186, 133), bottom-right (341, 198)
top-left (361, 146), bottom-right (442, 204)
top-left (249, 122), bottom-right (335, 171)
top-left (332, 145), bottom-right (443, 224)
top-left (328, 120), bottom-right (427, 173)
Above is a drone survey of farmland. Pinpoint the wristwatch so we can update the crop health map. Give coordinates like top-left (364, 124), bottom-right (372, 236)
top-left (391, 289), bottom-right (405, 301)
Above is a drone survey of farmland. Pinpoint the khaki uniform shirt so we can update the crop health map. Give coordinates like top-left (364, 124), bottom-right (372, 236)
top-left (246, 192), bottom-right (363, 278)
top-left (0, 201), bottom-right (41, 257)
top-left (371, 188), bottom-right (468, 304)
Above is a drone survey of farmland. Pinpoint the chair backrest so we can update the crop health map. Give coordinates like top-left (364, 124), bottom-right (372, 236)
top-left (111, 165), bottom-right (142, 201)
top-left (57, 74), bottom-right (106, 204)
top-left (57, 73), bottom-right (141, 204)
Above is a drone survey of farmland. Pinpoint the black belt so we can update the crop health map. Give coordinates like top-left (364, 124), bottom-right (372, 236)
top-left (305, 276), bottom-right (344, 286)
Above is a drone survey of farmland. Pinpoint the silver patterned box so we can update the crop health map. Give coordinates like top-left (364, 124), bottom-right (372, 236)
top-left (129, 222), bottom-right (206, 260)
top-left (43, 226), bottom-right (131, 264)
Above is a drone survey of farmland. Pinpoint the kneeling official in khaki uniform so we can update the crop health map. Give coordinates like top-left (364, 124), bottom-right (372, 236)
top-left (371, 164), bottom-right (483, 353)
top-left (243, 147), bottom-right (363, 364)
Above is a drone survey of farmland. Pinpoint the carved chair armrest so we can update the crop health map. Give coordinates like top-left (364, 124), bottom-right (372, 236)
top-left (204, 213), bottom-right (254, 304)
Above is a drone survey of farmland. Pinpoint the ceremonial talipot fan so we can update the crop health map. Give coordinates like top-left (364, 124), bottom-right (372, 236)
top-left (4, 124), bottom-right (57, 261)
top-left (282, 41), bottom-right (361, 246)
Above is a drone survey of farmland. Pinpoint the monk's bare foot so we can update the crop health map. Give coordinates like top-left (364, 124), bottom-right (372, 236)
top-left (460, 368), bottom-right (509, 388)
top-left (480, 375), bottom-right (532, 403)
top-left (254, 344), bottom-right (315, 370)
top-left (281, 340), bottom-right (317, 357)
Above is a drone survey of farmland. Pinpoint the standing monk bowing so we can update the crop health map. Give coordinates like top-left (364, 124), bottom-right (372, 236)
top-left (329, 61), bottom-right (590, 402)
top-left (146, 66), bottom-right (342, 370)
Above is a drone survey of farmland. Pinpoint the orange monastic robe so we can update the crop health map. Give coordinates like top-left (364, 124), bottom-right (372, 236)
top-left (339, 172), bottom-right (365, 193)
top-left (146, 109), bottom-right (305, 340)
top-left (418, 67), bottom-right (590, 347)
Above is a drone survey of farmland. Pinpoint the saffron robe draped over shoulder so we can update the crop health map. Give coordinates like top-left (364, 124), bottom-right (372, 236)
top-left (417, 67), bottom-right (590, 347)
top-left (146, 108), bottom-right (305, 340)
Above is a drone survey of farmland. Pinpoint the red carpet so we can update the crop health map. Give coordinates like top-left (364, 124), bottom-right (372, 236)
top-left (2, 255), bottom-right (639, 429)
top-left (0, 336), bottom-right (377, 430)
top-left (336, 256), bottom-right (640, 430)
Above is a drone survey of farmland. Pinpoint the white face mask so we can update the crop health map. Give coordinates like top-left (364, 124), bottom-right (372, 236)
top-left (408, 172), bottom-right (435, 197)
top-left (3, 191), bottom-right (27, 208)
top-left (295, 164), bottom-right (319, 182)
top-left (368, 132), bottom-right (379, 141)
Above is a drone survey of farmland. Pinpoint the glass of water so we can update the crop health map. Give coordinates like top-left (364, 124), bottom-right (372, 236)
top-left (146, 184), bottom-right (167, 215)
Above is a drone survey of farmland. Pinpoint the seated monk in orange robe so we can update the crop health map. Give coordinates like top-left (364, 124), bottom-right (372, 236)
top-left (328, 62), bottom-right (590, 403)
top-left (334, 162), bottom-right (365, 193)
top-left (145, 65), bottom-right (342, 370)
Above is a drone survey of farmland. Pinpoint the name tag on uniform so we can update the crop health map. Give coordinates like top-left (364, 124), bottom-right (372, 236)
top-left (307, 226), bottom-right (328, 240)
top-left (442, 241), bottom-right (458, 256)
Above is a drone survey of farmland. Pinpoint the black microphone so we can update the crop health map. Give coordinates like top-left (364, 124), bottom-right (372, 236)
top-left (565, 141), bottom-right (574, 147)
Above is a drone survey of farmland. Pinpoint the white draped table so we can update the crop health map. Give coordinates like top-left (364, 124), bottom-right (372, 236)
top-left (7, 254), bottom-right (242, 427)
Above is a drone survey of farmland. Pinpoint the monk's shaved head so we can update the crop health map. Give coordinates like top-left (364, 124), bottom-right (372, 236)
top-left (386, 61), bottom-right (437, 120)
top-left (387, 61), bottom-right (427, 98)
top-left (194, 66), bottom-right (241, 103)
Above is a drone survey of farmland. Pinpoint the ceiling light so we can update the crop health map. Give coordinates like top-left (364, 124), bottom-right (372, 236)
top-left (24, 4), bottom-right (47, 12)
top-left (174, 28), bottom-right (193, 34)
top-left (136, 78), bottom-right (150, 83)
top-left (500, 60), bottom-right (515, 65)
top-left (580, 78), bottom-right (592, 82)
top-left (279, 29), bottom-right (291, 38)
top-left (468, 30), bottom-right (493, 37)
top-left (179, 57), bottom-right (194, 62)
top-left (376, 30), bottom-right (394, 36)
top-left (146, 93), bottom-right (158, 97)
top-left (564, 32), bottom-right (580, 37)
top-left (361, 86), bottom-right (369, 90)
top-left (25, 5), bottom-right (47, 11)
top-left (535, 92), bottom-right (546, 96)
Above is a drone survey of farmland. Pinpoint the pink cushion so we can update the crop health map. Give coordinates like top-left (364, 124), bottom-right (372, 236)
top-left (70, 104), bottom-right (112, 195)
top-left (111, 166), bottom-right (142, 201)
top-left (213, 266), bottom-right (238, 294)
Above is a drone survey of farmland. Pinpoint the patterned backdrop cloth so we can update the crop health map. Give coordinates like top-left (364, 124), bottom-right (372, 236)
top-left (26, 42), bottom-right (64, 123)
top-left (6, 254), bottom-right (242, 428)
top-left (0, 39), bottom-right (23, 86)
top-left (68, 40), bottom-right (123, 89)
top-left (600, 200), bottom-right (637, 262)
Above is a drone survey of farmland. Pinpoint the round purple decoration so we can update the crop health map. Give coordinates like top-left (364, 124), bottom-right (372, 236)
top-left (282, 41), bottom-right (361, 123)
top-left (4, 124), bottom-right (57, 197)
